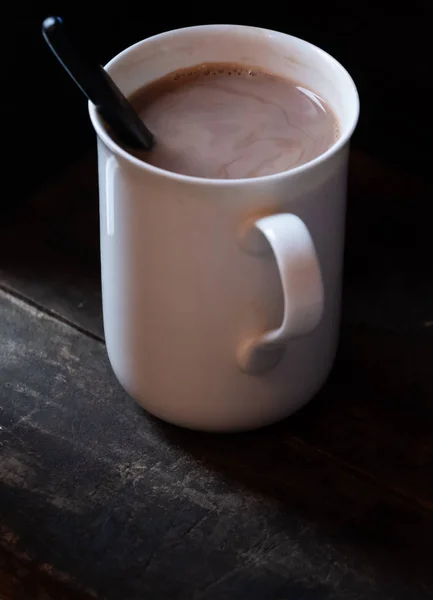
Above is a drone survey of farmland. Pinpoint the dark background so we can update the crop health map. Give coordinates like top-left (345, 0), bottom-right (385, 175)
top-left (3, 5), bottom-right (431, 204)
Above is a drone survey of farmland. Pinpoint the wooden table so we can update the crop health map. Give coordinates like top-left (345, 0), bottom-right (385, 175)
top-left (0, 150), bottom-right (432, 600)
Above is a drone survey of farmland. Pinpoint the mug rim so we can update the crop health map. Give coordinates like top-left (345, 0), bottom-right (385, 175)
top-left (89, 24), bottom-right (360, 187)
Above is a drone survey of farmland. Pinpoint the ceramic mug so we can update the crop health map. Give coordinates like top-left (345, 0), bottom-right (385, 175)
top-left (89, 25), bottom-right (359, 432)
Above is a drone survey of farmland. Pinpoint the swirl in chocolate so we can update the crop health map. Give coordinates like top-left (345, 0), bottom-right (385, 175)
top-left (129, 63), bottom-right (339, 179)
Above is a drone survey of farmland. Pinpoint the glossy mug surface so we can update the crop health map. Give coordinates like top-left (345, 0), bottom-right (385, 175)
top-left (89, 25), bottom-right (359, 432)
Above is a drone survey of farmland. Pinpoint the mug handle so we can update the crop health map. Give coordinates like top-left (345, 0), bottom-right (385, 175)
top-left (237, 213), bottom-right (325, 374)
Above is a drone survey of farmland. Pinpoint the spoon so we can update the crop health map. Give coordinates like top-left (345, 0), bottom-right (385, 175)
top-left (42, 16), bottom-right (155, 150)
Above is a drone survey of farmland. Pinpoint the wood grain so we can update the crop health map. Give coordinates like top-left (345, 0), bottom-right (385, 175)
top-left (1, 150), bottom-right (433, 598)
top-left (0, 150), bottom-right (432, 509)
top-left (1, 289), bottom-right (433, 599)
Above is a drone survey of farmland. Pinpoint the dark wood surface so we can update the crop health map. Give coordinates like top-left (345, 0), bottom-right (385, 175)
top-left (0, 150), bottom-right (432, 599)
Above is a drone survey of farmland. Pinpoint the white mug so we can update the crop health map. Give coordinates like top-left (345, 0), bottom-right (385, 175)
top-left (89, 25), bottom-right (359, 432)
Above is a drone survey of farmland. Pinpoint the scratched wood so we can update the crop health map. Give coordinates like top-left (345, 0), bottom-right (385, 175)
top-left (1, 290), bottom-right (433, 599)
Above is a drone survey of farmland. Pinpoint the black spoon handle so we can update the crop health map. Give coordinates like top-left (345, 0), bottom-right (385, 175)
top-left (42, 16), bottom-right (154, 150)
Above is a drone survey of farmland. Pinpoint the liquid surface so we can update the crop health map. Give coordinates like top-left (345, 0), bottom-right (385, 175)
top-left (129, 63), bottom-right (339, 179)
